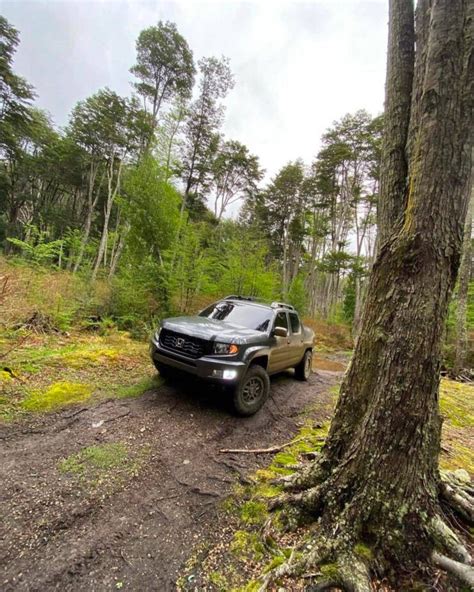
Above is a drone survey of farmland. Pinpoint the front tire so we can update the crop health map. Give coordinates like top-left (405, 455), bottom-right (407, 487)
top-left (231, 365), bottom-right (270, 416)
top-left (294, 349), bottom-right (312, 381)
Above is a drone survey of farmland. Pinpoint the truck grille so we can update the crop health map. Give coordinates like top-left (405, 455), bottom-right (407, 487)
top-left (159, 329), bottom-right (210, 359)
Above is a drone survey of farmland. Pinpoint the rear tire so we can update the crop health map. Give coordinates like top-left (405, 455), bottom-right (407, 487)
top-left (295, 349), bottom-right (312, 381)
top-left (231, 365), bottom-right (270, 416)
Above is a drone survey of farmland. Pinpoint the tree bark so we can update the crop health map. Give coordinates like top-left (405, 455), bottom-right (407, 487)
top-left (377, 0), bottom-right (414, 245)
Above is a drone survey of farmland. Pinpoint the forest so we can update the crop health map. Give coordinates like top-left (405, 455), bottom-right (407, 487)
top-left (0, 17), bottom-right (388, 331)
top-left (1, 2), bottom-right (473, 591)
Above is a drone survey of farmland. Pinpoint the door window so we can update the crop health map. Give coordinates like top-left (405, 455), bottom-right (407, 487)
top-left (274, 312), bottom-right (289, 331)
top-left (289, 312), bottom-right (301, 334)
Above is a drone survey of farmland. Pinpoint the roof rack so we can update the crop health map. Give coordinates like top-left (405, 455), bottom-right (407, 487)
top-left (270, 301), bottom-right (295, 310)
top-left (223, 295), bottom-right (258, 302)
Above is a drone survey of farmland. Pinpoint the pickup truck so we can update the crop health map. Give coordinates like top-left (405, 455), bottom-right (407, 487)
top-left (150, 296), bottom-right (315, 416)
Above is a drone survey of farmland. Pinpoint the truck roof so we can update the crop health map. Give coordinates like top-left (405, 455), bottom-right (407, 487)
top-left (222, 295), bottom-right (296, 312)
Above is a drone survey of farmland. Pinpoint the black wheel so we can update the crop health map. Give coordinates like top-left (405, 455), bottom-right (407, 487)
top-left (295, 350), bottom-right (312, 381)
top-left (153, 360), bottom-right (175, 380)
top-left (231, 365), bottom-right (270, 416)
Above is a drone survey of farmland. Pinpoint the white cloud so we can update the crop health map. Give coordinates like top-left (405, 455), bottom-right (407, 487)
top-left (3, 0), bottom-right (387, 177)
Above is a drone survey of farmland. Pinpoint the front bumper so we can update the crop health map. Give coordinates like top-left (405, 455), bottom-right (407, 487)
top-left (150, 339), bottom-right (246, 382)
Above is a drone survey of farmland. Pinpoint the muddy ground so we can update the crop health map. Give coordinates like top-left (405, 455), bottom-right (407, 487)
top-left (0, 367), bottom-right (342, 592)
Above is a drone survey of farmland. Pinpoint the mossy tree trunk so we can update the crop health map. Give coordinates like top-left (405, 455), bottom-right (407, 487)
top-left (269, 1), bottom-right (473, 589)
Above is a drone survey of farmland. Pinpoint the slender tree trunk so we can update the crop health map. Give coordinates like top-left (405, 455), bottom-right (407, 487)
top-left (455, 173), bottom-right (473, 374)
top-left (92, 156), bottom-right (123, 281)
top-left (108, 221), bottom-right (129, 279)
top-left (272, 1), bottom-right (473, 586)
top-left (73, 161), bottom-right (101, 273)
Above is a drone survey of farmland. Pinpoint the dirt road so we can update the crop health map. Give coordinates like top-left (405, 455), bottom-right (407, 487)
top-left (0, 368), bottom-right (341, 591)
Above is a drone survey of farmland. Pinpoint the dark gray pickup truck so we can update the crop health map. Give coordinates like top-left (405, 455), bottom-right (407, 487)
top-left (150, 296), bottom-right (314, 415)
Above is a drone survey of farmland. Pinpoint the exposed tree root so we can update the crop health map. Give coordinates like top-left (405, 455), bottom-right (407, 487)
top-left (258, 540), bottom-right (372, 592)
top-left (262, 466), bottom-right (474, 590)
top-left (440, 471), bottom-right (474, 525)
top-left (219, 436), bottom-right (306, 455)
top-left (431, 515), bottom-right (472, 564)
top-left (432, 552), bottom-right (474, 588)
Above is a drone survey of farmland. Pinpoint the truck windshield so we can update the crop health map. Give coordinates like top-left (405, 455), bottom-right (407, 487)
top-left (199, 302), bottom-right (273, 332)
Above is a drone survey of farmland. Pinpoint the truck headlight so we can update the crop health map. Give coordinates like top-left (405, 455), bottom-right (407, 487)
top-left (154, 327), bottom-right (162, 341)
top-left (213, 342), bottom-right (239, 355)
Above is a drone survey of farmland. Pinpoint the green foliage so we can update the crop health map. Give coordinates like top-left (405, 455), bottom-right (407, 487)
top-left (287, 274), bottom-right (307, 314)
top-left (7, 225), bottom-right (64, 265)
top-left (123, 155), bottom-right (181, 261)
top-left (131, 21), bottom-right (195, 122)
top-left (0, 12), bottom-right (385, 333)
top-left (342, 273), bottom-right (356, 322)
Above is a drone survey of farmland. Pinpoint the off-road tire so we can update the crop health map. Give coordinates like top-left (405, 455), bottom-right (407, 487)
top-left (294, 349), bottom-right (312, 381)
top-left (231, 365), bottom-right (270, 416)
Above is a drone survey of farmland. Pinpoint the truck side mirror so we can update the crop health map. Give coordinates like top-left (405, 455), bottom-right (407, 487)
top-left (273, 326), bottom-right (288, 338)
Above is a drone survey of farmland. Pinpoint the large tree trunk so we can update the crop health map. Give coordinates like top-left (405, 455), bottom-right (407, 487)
top-left (269, 1), bottom-right (473, 588)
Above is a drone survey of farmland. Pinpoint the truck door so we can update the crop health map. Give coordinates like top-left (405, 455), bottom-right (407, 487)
top-left (288, 312), bottom-right (305, 365)
top-left (268, 311), bottom-right (291, 373)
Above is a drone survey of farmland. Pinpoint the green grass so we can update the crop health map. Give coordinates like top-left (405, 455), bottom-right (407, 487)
top-left (58, 441), bottom-right (150, 491)
top-left (59, 442), bottom-right (129, 476)
top-left (114, 375), bottom-right (163, 398)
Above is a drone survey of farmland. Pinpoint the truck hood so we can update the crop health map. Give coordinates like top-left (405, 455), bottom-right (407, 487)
top-left (161, 316), bottom-right (264, 344)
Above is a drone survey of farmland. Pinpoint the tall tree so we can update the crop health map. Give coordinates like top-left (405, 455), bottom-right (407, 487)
top-left (130, 21), bottom-right (194, 142)
top-left (0, 16), bottom-right (35, 159)
top-left (180, 56), bottom-right (234, 212)
top-left (268, 1), bottom-right (474, 589)
top-left (0, 16), bottom-right (36, 248)
top-left (258, 161), bottom-right (306, 295)
top-left (69, 89), bottom-right (149, 277)
top-left (210, 140), bottom-right (263, 221)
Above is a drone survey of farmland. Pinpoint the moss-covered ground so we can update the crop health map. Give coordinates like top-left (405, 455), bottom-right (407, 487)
top-left (0, 329), bottom-right (162, 421)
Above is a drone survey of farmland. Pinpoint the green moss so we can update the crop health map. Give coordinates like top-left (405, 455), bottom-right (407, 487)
top-left (354, 543), bottom-right (373, 561)
top-left (57, 442), bottom-right (149, 489)
top-left (208, 571), bottom-right (228, 590)
top-left (320, 562), bottom-right (340, 580)
top-left (273, 450), bottom-right (298, 466)
top-left (440, 442), bottom-right (474, 473)
top-left (61, 347), bottom-right (120, 368)
top-left (0, 370), bottom-right (13, 382)
top-left (22, 381), bottom-right (92, 412)
top-left (114, 376), bottom-right (162, 399)
top-left (231, 581), bottom-right (261, 592)
top-left (263, 554), bottom-right (286, 572)
top-left (239, 500), bottom-right (267, 525)
top-left (59, 442), bottom-right (129, 476)
top-left (439, 379), bottom-right (474, 428)
top-left (254, 482), bottom-right (282, 499)
top-left (230, 530), bottom-right (265, 562)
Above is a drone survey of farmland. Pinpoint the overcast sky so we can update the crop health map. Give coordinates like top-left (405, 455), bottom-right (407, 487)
top-left (2, 0), bottom-right (387, 182)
